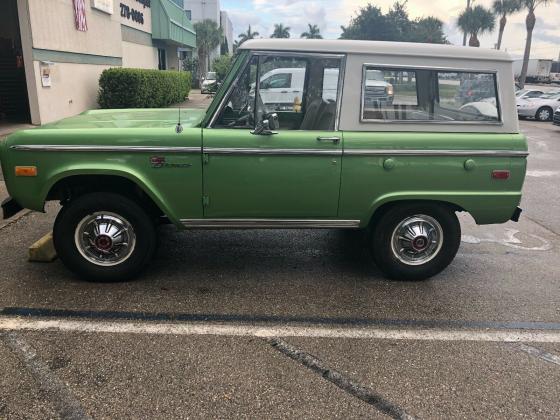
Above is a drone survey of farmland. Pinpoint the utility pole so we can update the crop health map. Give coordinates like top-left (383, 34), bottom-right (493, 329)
top-left (462, 0), bottom-right (473, 46)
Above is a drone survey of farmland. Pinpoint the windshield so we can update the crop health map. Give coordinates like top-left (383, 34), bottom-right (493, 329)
top-left (515, 89), bottom-right (528, 97)
top-left (366, 70), bottom-right (385, 81)
top-left (206, 72), bottom-right (217, 80)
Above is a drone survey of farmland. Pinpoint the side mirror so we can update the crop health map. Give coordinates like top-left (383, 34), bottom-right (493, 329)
top-left (267, 112), bottom-right (279, 130)
top-left (251, 113), bottom-right (278, 136)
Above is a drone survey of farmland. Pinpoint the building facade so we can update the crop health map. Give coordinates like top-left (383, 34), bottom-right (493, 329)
top-left (183, 0), bottom-right (233, 64)
top-left (0, 0), bottom-right (196, 125)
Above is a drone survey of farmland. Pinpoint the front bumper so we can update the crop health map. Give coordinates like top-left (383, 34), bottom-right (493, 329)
top-left (1, 197), bottom-right (23, 219)
top-left (517, 107), bottom-right (536, 118)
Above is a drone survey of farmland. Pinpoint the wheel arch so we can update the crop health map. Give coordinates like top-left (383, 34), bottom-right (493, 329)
top-left (43, 169), bottom-right (180, 225)
top-left (367, 198), bottom-right (463, 230)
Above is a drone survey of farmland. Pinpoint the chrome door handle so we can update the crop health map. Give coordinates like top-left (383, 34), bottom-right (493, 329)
top-left (316, 136), bottom-right (340, 144)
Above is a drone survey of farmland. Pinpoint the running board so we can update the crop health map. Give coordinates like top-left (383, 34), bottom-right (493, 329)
top-left (180, 219), bottom-right (361, 229)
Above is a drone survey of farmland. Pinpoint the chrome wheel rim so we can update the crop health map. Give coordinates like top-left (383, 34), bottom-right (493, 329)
top-left (391, 215), bottom-right (443, 266)
top-left (538, 109), bottom-right (550, 121)
top-left (74, 212), bottom-right (136, 266)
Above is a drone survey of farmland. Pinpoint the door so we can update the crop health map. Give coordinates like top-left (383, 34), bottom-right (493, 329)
top-left (202, 53), bottom-right (344, 219)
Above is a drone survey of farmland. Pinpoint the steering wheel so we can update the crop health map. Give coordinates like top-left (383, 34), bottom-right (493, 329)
top-left (227, 102), bottom-right (254, 128)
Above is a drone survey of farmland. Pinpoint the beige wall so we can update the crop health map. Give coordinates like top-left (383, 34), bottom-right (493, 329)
top-left (33, 61), bottom-right (111, 124)
top-left (28, 0), bottom-right (122, 58)
top-left (122, 41), bottom-right (158, 69)
top-left (118, 0), bottom-right (152, 34)
top-left (17, 0), bottom-right (176, 125)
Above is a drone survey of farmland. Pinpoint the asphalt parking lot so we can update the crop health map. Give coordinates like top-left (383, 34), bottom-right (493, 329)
top-left (1, 115), bottom-right (559, 419)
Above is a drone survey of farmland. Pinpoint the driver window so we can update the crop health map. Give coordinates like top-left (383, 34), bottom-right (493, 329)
top-left (214, 56), bottom-right (257, 128)
top-left (256, 55), bottom-right (342, 131)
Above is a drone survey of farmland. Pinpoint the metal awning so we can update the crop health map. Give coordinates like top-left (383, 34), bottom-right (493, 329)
top-left (152, 0), bottom-right (196, 48)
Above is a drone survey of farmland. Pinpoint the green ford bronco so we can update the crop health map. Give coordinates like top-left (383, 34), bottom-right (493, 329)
top-left (0, 39), bottom-right (527, 282)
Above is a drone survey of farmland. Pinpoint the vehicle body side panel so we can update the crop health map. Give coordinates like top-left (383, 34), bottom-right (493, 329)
top-left (339, 132), bottom-right (527, 226)
top-left (2, 127), bottom-right (203, 226)
top-left (202, 129), bottom-right (342, 218)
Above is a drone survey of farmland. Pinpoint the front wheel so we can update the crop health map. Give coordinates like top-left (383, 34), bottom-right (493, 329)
top-left (370, 203), bottom-right (461, 281)
top-left (53, 192), bottom-right (157, 282)
top-left (536, 107), bottom-right (553, 122)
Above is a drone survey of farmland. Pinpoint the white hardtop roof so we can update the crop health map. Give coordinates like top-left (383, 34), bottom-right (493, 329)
top-left (239, 39), bottom-right (513, 62)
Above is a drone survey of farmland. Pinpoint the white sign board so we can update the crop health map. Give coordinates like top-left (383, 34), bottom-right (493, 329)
top-left (91, 0), bottom-right (114, 14)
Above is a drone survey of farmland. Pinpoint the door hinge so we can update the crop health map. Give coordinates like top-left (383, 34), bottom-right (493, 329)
top-left (202, 195), bottom-right (209, 207)
top-left (203, 153), bottom-right (209, 164)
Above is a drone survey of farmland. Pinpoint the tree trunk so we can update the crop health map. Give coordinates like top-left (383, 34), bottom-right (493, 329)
top-left (198, 49), bottom-right (207, 81)
top-left (496, 15), bottom-right (507, 49)
top-left (462, 0), bottom-right (472, 46)
top-left (469, 34), bottom-right (480, 47)
top-left (519, 10), bottom-right (536, 89)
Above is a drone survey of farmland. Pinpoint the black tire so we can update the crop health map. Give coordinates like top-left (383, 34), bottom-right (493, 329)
top-left (536, 106), bottom-right (553, 122)
top-left (370, 203), bottom-right (461, 281)
top-left (53, 192), bottom-right (157, 282)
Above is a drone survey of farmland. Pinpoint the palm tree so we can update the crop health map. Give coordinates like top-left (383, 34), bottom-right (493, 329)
top-left (462, 0), bottom-right (474, 46)
top-left (457, 5), bottom-right (495, 47)
top-left (238, 25), bottom-right (259, 45)
top-left (300, 24), bottom-right (323, 39)
top-left (194, 19), bottom-right (223, 79)
top-left (518, 0), bottom-right (551, 88)
top-left (492, 0), bottom-right (522, 49)
top-left (271, 23), bottom-right (290, 38)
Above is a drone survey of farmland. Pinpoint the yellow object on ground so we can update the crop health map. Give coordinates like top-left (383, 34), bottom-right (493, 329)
top-left (28, 232), bottom-right (57, 262)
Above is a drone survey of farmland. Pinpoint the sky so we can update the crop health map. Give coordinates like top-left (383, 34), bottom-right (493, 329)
top-left (220, 0), bottom-right (560, 60)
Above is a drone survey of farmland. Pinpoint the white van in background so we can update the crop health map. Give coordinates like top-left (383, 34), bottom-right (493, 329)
top-left (258, 67), bottom-right (339, 109)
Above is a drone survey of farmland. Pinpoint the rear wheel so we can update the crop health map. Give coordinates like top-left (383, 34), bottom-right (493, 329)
top-left (536, 106), bottom-right (553, 122)
top-left (370, 203), bottom-right (461, 281)
top-left (53, 192), bottom-right (156, 282)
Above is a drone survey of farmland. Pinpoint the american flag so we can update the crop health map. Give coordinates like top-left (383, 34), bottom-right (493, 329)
top-left (73, 0), bottom-right (88, 32)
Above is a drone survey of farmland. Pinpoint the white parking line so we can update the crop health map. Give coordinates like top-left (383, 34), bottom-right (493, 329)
top-left (2, 316), bottom-right (560, 343)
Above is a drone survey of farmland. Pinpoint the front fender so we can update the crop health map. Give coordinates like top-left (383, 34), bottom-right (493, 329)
top-left (40, 166), bottom-right (182, 225)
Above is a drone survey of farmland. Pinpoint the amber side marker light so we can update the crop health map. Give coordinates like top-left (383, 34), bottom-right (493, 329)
top-left (15, 166), bottom-right (38, 177)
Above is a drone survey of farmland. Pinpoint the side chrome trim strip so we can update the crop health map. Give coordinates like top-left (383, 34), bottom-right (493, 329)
top-left (203, 147), bottom-right (342, 156)
top-left (10, 145), bottom-right (201, 153)
top-left (343, 149), bottom-right (529, 157)
top-left (180, 219), bottom-right (361, 229)
top-left (10, 145), bottom-right (528, 158)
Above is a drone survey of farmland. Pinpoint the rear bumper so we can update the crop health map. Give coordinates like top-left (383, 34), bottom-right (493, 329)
top-left (510, 206), bottom-right (522, 222)
top-left (2, 197), bottom-right (23, 219)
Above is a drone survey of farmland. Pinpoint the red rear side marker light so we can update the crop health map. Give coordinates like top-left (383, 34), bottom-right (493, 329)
top-left (492, 170), bottom-right (510, 180)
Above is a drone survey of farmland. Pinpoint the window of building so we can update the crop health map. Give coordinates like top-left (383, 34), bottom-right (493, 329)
top-left (185, 10), bottom-right (192, 20)
top-left (361, 66), bottom-right (500, 123)
top-left (158, 48), bottom-right (167, 70)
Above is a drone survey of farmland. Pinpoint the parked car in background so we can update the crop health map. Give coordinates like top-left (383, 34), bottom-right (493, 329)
top-left (517, 92), bottom-right (560, 121)
top-left (201, 71), bottom-right (218, 94)
top-left (363, 69), bottom-right (394, 108)
top-left (553, 106), bottom-right (560, 126)
top-left (516, 88), bottom-right (546, 102)
top-left (0, 39), bottom-right (527, 282)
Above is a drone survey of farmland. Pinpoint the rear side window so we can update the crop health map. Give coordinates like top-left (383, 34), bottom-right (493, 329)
top-left (361, 65), bottom-right (501, 123)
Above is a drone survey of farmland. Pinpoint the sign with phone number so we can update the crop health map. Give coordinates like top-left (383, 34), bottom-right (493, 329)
top-left (120, 3), bottom-right (144, 24)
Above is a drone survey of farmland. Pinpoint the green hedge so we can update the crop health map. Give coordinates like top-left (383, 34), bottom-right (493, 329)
top-left (98, 68), bottom-right (192, 109)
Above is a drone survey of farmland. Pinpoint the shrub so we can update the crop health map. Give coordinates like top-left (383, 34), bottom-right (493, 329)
top-left (98, 68), bottom-right (192, 109)
top-left (211, 54), bottom-right (233, 82)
